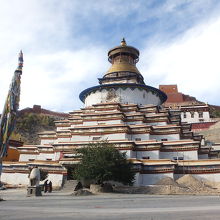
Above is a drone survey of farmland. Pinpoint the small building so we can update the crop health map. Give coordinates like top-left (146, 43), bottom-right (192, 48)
top-left (160, 85), bottom-right (217, 132)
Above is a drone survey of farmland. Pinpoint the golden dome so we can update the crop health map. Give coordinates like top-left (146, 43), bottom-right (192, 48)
top-left (106, 60), bottom-right (141, 75)
top-left (104, 39), bottom-right (141, 76)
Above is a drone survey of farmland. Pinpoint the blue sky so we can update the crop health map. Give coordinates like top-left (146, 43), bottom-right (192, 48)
top-left (1, 0), bottom-right (220, 112)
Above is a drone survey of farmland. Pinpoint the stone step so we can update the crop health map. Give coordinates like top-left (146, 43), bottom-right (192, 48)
top-left (62, 180), bottom-right (78, 190)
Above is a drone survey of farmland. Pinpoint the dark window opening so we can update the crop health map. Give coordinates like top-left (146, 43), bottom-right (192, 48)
top-left (173, 157), bottom-right (184, 160)
top-left (93, 137), bottom-right (101, 140)
top-left (198, 112), bottom-right (203, 118)
top-left (161, 138), bottom-right (168, 141)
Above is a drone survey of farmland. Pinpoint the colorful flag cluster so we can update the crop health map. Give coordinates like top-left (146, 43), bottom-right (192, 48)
top-left (0, 51), bottom-right (23, 158)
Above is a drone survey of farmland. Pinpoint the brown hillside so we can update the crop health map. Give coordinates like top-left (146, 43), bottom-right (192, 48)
top-left (12, 105), bottom-right (68, 145)
top-left (198, 120), bottom-right (220, 143)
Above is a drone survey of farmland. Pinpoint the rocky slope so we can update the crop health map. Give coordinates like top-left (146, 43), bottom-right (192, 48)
top-left (198, 120), bottom-right (220, 143)
top-left (11, 106), bottom-right (68, 145)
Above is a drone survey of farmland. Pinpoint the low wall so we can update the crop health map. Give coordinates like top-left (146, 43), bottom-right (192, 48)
top-left (1, 172), bottom-right (29, 185)
top-left (1, 162), bottom-right (67, 188)
top-left (138, 172), bottom-right (174, 186)
top-left (1, 172), bottom-right (65, 188)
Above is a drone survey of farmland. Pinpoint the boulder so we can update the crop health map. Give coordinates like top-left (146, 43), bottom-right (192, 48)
top-left (72, 189), bottom-right (93, 196)
top-left (90, 183), bottom-right (113, 193)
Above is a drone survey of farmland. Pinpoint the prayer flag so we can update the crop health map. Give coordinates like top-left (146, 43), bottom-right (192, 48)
top-left (0, 51), bottom-right (23, 158)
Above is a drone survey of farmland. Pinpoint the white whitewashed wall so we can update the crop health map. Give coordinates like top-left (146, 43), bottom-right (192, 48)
top-left (1, 173), bottom-right (29, 185)
top-left (1, 172), bottom-right (64, 187)
top-left (84, 88), bottom-right (163, 107)
top-left (150, 134), bottom-right (180, 141)
top-left (71, 133), bottom-right (127, 142)
top-left (19, 154), bottom-right (38, 162)
top-left (159, 150), bottom-right (198, 160)
top-left (138, 172), bottom-right (174, 186)
top-left (181, 111), bottom-right (211, 123)
top-left (136, 150), bottom-right (159, 159)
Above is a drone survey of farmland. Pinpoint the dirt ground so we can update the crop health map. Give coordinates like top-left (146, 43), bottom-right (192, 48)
top-left (113, 175), bottom-right (220, 195)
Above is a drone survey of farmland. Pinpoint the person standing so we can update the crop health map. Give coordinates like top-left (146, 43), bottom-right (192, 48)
top-left (44, 180), bottom-right (48, 193)
top-left (48, 181), bottom-right (52, 193)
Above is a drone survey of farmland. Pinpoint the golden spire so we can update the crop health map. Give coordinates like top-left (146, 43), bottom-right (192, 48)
top-left (121, 38), bottom-right (127, 46)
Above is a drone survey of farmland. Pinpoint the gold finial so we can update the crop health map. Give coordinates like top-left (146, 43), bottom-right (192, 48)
top-left (121, 38), bottom-right (127, 46)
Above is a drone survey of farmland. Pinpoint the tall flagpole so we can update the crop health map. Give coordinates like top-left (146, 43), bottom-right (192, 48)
top-left (0, 51), bottom-right (23, 180)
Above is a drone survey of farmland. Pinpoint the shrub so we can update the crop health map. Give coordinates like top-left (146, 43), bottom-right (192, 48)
top-left (75, 141), bottom-right (135, 185)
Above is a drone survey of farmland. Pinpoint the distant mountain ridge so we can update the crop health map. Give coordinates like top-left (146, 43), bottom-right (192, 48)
top-left (19, 105), bottom-right (68, 118)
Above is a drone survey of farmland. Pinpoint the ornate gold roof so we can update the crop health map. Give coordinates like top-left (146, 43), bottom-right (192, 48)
top-left (106, 60), bottom-right (141, 75)
top-left (105, 39), bottom-right (141, 76)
